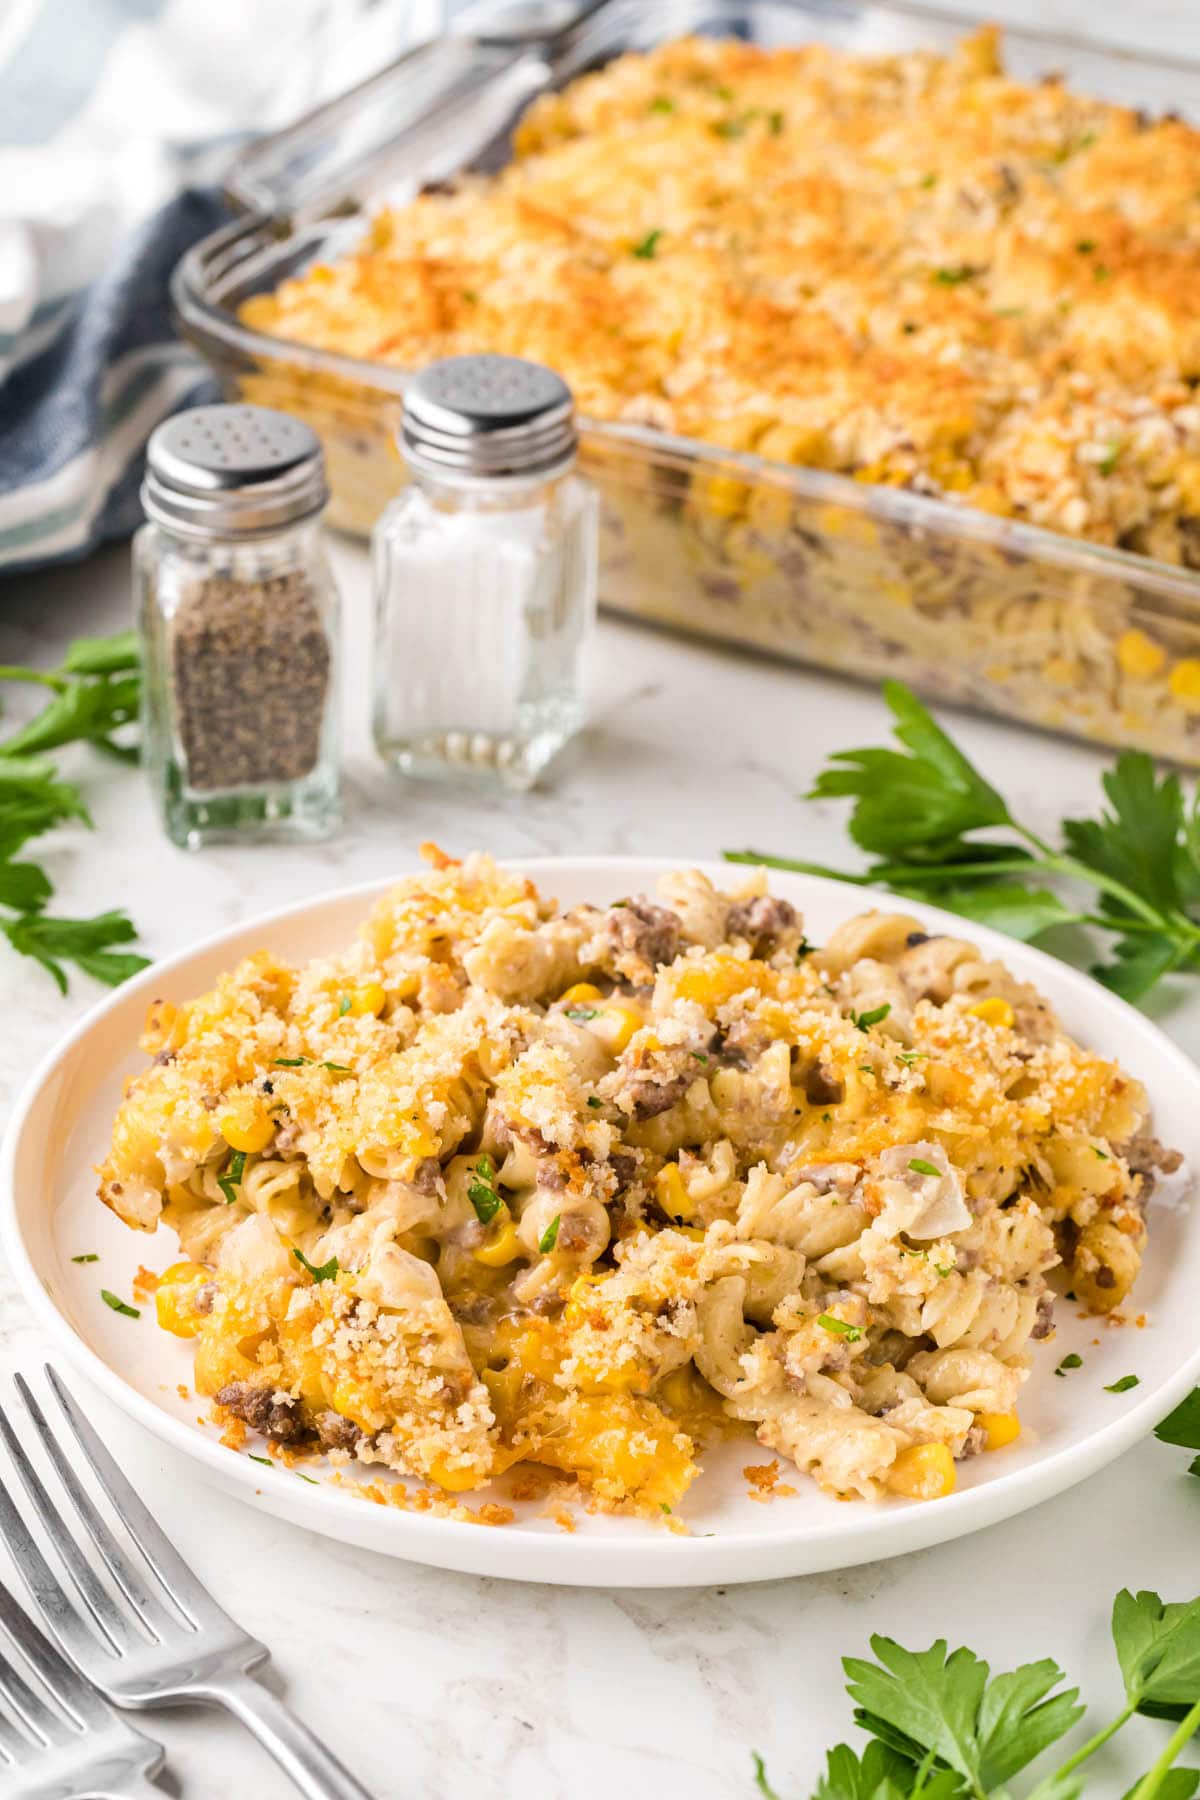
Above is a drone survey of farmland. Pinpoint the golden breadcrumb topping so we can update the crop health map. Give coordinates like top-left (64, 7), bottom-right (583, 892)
top-left (241, 28), bottom-right (1200, 562)
top-left (98, 851), bottom-right (1173, 1511)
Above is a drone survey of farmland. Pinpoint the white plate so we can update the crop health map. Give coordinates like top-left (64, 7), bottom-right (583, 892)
top-left (3, 858), bottom-right (1199, 1587)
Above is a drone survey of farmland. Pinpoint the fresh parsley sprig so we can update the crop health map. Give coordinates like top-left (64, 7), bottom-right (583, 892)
top-left (754, 1587), bottom-right (1200, 1799)
top-left (727, 681), bottom-right (1200, 1002)
top-left (0, 629), bottom-right (147, 992)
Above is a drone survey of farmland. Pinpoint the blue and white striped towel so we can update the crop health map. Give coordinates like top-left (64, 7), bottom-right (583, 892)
top-left (0, 0), bottom-right (443, 575)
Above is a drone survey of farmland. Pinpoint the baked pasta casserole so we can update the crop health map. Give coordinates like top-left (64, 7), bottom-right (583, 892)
top-left (98, 853), bottom-right (1176, 1511)
top-left (220, 27), bottom-right (1200, 764)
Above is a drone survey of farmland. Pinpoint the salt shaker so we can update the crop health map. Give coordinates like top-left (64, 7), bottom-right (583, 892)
top-left (136, 404), bottom-right (341, 849)
top-left (371, 354), bottom-right (598, 788)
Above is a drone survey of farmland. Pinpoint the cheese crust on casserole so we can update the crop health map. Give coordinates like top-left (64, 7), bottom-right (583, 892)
top-left (97, 851), bottom-right (1173, 1510)
top-left (241, 28), bottom-right (1200, 565)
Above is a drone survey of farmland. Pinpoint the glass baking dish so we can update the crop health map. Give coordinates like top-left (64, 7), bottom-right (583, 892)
top-left (173, 0), bottom-right (1200, 762)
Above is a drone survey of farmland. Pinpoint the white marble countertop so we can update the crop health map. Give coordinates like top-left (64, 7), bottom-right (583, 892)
top-left (3, 6), bottom-right (1200, 1794)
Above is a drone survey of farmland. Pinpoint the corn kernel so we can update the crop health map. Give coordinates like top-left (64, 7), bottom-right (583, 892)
top-left (1170, 659), bottom-right (1200, 703)
top-left (675, 954), bottom-right (758, 1007)
top-left (427, 1456), bottom-right (480, 1493)
top-left (977, 1411), bottom-right (1021, 1451)
top-left (560, 982), bottom-right (603, 1006)
top-left (885, 1442), bottom-right (956, 1500)
top-left (590, 1001), bottom-right (643, 1054)
top-left (155, 1261), bottom-right (211, 1338)
top-left (347, 983), bottom-right (386, 1017)
top-left (1116, 629), bottom-right (1166, 681)
top-left (473, 1216), bottom-right (522, 1267)
top-left (657, 1368), bottom-right (697, 1411)
top-left (655, 1163), bottom-right (695, 1222)
top-left (217, 1104), bottom-right (273, 1155)
top-left (968, 997), bottom-right (1015, 1029)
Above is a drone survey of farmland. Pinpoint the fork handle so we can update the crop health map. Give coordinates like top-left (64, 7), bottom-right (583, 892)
top-left (213, 1672), bottom-right (375, 1800)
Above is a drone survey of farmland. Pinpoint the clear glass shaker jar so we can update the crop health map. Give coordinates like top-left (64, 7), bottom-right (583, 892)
top-left (135, 405), bottom-right (341, 850)
top-left (372, 354), bottom-right (597, 789)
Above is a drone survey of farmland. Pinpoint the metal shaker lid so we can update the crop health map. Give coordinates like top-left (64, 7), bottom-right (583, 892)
top-left (401, 354), bottom-right (577, 482)
top-left (142, 404), bottom-right (329, 538)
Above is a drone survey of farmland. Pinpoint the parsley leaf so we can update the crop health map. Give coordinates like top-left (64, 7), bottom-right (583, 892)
top-left (632, 229), bottom-right (662, 259)
top-left (100, 1289), bottom-right (140, 1319)
top-left (908, 1158), bottom-right (942, 1178)
top-left (467, 1152), bottom-right (503, 1224)
top-left (1055, 1353), bottom-right (1083, 1376)
top-left (1112, 1590), bottom-right (1200, 1723)
top-left (71, 1253), bottom-right (99, 1264)
top-left (538, 1215), bottom-right (561, 1253)
top-left (853, 1004), bottom-right (891, 1031)
top-left (844, 1637), bottom-right (1082, 1793)
top-left (818, 1313), bottom-right (864, 1342)
top-left (217, 1150), bottom-right (246, 1205)
top-left (292, 1247), bottom-right (339, 1283)
top-left (1, 909), bottom-right (148, 994)
top-left (1106, 1374), bottom-right (1140, 1394)
top-left (1155, 1390), bottom-right (1200, 1476)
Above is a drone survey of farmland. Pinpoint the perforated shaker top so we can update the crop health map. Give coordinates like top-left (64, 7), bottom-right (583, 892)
top-left (402, 354), bottom-right (577, 481)
top-left (142, 404), bottom-right (329, 538)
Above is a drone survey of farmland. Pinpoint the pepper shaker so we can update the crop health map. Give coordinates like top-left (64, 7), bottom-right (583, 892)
top-left (371, 354), bottom-right (598, 788)
top-left (135, 404), bottom-right (341, 849)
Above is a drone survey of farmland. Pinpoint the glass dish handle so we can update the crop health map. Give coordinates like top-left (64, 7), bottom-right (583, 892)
top-left (225, 2), bottom-right (608, 223)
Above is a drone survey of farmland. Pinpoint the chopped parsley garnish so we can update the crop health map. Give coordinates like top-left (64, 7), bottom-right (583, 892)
top-left (822, 1111), bottom-right (832, 1123)
top-left (660, 1502), bottom-right (672, 1514)
top-left (1076, 238), bottom-right (1096, 254)
top-left (934, 1263), bottom-right (954, 1278)
top-left (565, 1005), bottom-right (600, 1022)
top-left (101, 1289), bottom-right (139, 1319)
top-left (897, 1051), bottom-right (928, 1065)
top-left (539, 1215), bottom-right (561, 1254)
top-left (273, 1056), bottom-right (310, 1067)
top-left (1099, 443), bottom-right (1122, 477)
top-left (817, 1313), bottom-right (864, 1342)
top-left (933, 264), bottom-right (978, 285)
top-left (217, 1149), bottom-right (246, 1205)
top-left (767, 109), bottom-right (785, 134)
top-left (692, 1050), bottom-right (709, 1063)
top-left (1106, 1374), bottom-right (1140, 1393)
top-left (907, 1158), bottom-right (942, 1178)
top-left (920, 171), bottom-right (938, 187)
top-left (292, 1247), bottom-right (339, 1283)
top-left (852, 1003), bottom-right (891, 1030)
top-left (1093, 262), bottom-right (1111, 281)
top-left (319, 1061), bottom-right (351, 1073)
top-left (858, 1064), bottom-right (876, 1076)
top-left (468, 1152), bottom-right (503, 1225)
top-left (295, 1470), bottom-right (319, 1484)
top-left (1093, 1146), bottom-right (1111, 1160)
top-left (337, 994), bottom-right (351, 1016)
top-left (248, 1453), bottom-right (273, 1469)
top-left (795, 939), bottom-right (815, 960)
top-left (1055, 1352), bottom-right (1084, 1376)
top-left (632, 229), bottom-right (662, 259)
top-left (586, 1095), bottom-right (603, 1109)
top-left (648, 95), bottom-right (675, 113)
top-left (71, 1253), bottom-right (99, 1264)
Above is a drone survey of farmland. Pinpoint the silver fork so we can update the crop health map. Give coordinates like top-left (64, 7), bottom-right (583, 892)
top-left (0, 1367), bottom-right (374, 1800)
top-left (0, 1569), bottom-right (162, 1800)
